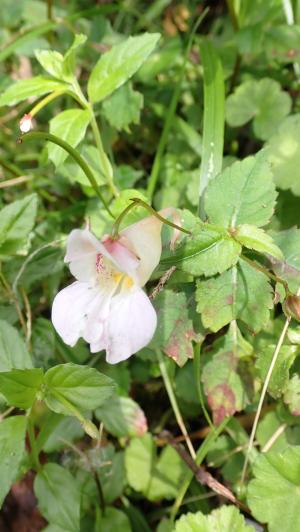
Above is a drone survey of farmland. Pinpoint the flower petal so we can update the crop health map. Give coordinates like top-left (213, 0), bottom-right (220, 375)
top-left (102, 236), bottom-right (139, 276)
top-left (105, 288), bottom-right (157, 364)
top-left (51, 281), bottom-right (99, 346)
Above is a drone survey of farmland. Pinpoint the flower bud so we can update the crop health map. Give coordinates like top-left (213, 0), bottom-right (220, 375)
top-left (81, 419), bottom-right (99, 439)
top-left (19, 113), bottom-right (33, 133)
top-left (284, 295), bottom-right (300, 321)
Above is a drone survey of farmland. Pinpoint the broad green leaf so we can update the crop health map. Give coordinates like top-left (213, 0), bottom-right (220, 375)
top-left (161, 221), bottom-right (241, 277)
top-left (0, 76), bottom-right (68, 106)
top-left (88, 33), bottom-right (160, 103)
top-left (43, 363), bottom-right (115, 415)
top-left (95, 395), bottom-right (147, 437)
top-left (196, 260), bottom-right (273, 332)
top-left (90, 446), bottom-right (126, 504)
top-left (99, 508), bottom-right (131, 532)
top-left (265, 25), bottom-right (300, 65)
top-left (125, 433), bottom-right (154, 493)
top-left (150, 290), bottom-right (201, 366)
top-left (147, 445), bottom-right (188, 501)
top-left (202, 326), bottom-right (253, 423)
top-left (48, 109), bottom-right (91, 167)
top-left (35, 50), bottom-right (64, 79)
top-left (0, 416), bottom-right (27, 508)
top-left (247, 447), bottom-right (300, 532)
top-left (0, 368), bottom-right (43, 408)
top-left (267, 114), bottom-right (300, 196)
top-left (205, 151), bottom-right (277, 228)
top-left (40, 414), bottom-right (84, 453)
top-left (271, 228), bottom-right (300, 293)
top-left (226, 78), bottom-right (291, 140)
top-left (284, 374), bottom-right (300, 416)
top-left (234, 225), bottom-right (283, 259)
top-left (0, 320), bottom-right (32, 371)
top-left (34, 463), bottom-right (80, 532)
top-left (102, 82), bottom-right (143, 131)
top-left (0, 193), bottom-right (38, 255)
top-left (175, 505), bottom-right (254, 531)
top-left (256, 345), bottom-right (298, 398)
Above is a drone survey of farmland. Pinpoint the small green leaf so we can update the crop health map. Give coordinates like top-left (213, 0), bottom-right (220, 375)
top-left (0, 193), bottom-right (38, 255)
top-left (226, 78), bottom-right (291, 140)
top-left (175, 505), bottom-right (254, 531)
top-left (99, 507), bottom-right (131, 532)
top-left (0, 416), bottom-right (27, 508)
top-left (147, 445), bottom-right (188, 501)
top-left (271, 228), bottom-right (300, 294)
top-left (266, 114), bottom-right (300, 196)
top-left (234, 225), bottom-right (283, 259)
top-left (150, 290), bottom-right (201, 366)
top-left (102, 82), bottom-right (143, 131)
top-left (0, 368), bottom-right (44, 408)
top-left (35, 50), bottom-right (64, 79)
top-left (48, 109), bottom-right (91, 167)
top-left (256, 345), bottom-right (297, 398)
top-left (196, 260), bottom-right (273, 333)
top-left (34, 463), bottom-right (81, 532)
top-left (161, 221), bottom-right (241, 277)
top-left (205, 151), bottom-right (277, 228)
top-left (62, 34), bottom-right (87, 81)
top-left (43, 363), bottom-right (115, 415)
top-left (95, 395), bottom-right (147, 438)
top-left (284, 374), bottom-right (300, 416)
top-left (125, 433), bottom-right (154, 493)
top-left (247, 447), bottom-right (300, 532)
top-left (88, 33), bottom-right (160, 103)
top-left (0, 320), bottom-right (32, 371)
top-left (0, 76), bottom-right (68, 106)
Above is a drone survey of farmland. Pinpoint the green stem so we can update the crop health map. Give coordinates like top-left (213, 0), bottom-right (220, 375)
top-left (19, 131), bottom-right (114, 218)
top-left (27, 415), bottom-right (41, 471)
top-left (156, 349), bottom-right (196, 459)
top-left (30, 90), bottom-right (66, 117)
top-left (0, 155), bottom-right (22, 176)
top-left (240, 254), bottom-right (290, 294)
top-left (111, 197), bottom-right (191, 238)
top-left (193, 343), bottom-right (214, 429)
top-left (146, 10), bottom-right (209, 200)
top-left (170, 416), bottom-right (230, 521)
top-left (90, 111), bottom-right (119, 198)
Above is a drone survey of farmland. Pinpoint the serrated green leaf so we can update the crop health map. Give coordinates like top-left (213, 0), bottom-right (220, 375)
top-left (256, 344), bottom-right (298, 398)
top-left (161, 221), bottom-right (241, 277)
top-left (247, 447), bottom-right (300, 532)
top-left (196, 260), bottom-right (273, 333)
top-left (0, 368), bottom-right (44, 408)
top-left (234, 225), bottom-right (283, 259)
top-left (271, 228), bottom-right (300, 294)
top-left (226, 78), bottom-right (291, 140)
top-left (0, 193), bottom-right (38, 255)
top-left (0, 416), bottom-right (27, 508)
top-left (34, 463), bottom-right (81, 532)
top-left (202, 326), bottom-right (253, 423)
top-left (0, 76), bottom-right (68, 106)
top-left (175, 505), bottom-right (254, 531)
top-left (95, 395), bottom-right (147, 438)
top-left (0, 320), bottom-right (32, 371)
top-left (43, 363), bottom-right (115, 415)
top-left (150, 290), bottom-right (201, 366)
top-left (267, 114), bottom-right (300, 196)
top-left (205, 151), bottom-right (277, 228)
top-left (102, 82), bottom-right (143, 131)
top-left (48, 109), bottom-right (91, 167)
top-left (88, 33), bottom-right (160, 103)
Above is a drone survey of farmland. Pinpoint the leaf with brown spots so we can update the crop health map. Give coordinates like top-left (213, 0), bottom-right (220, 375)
top-left (150, 290), bottom-right (203, 367)
top-left (202, 325), bottom-right (253, 423)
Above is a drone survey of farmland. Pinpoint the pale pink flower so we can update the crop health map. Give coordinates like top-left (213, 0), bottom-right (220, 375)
top-left (19, 113), bottom-right (33, 133)
top-left (51, 210), bottom-right (178, 364)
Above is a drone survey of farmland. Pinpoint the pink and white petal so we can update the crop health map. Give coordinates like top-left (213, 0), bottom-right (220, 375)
top-left (120, 217), bottom-right (162, 286)
top-left (82, 287), bottom-right (114, 349)
top-left (51, 281), bottom-right (99, 346)
top-left (102, 236), bottom-right (140, 276)
top-left (105, 288), bottom-right (157, 364)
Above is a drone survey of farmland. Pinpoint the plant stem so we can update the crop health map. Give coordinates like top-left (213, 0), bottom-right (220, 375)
top-left (193, 343), bottom-right (214, 428)
top-left (47, 0), bottom-right (53, 21)
top-left (19, 131), bottom-right (114, 217)
top-left (156, 349), bottom-right (196, 459)
top-left (30, 90), bottom-right (66, 117)
top-left (241, 316), bottom-right (291, 483)
top-left (240, 254), bottom-right (290, 293)
top-left (27, 415), bottom-right (41, 471)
